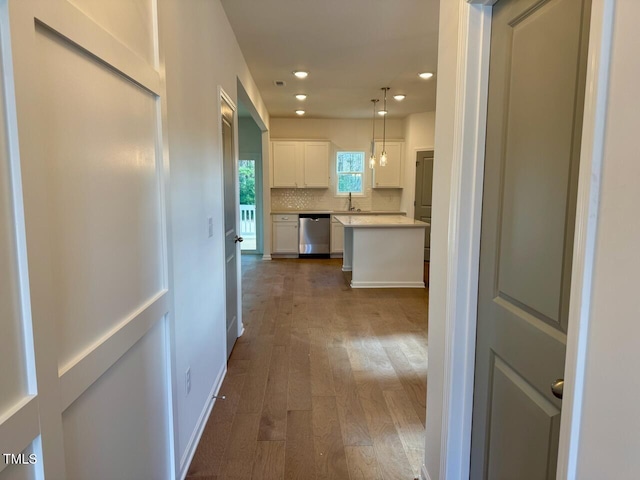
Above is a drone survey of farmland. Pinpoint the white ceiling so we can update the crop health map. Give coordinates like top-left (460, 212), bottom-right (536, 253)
top-left (221, 0), bottom-right (440, 119)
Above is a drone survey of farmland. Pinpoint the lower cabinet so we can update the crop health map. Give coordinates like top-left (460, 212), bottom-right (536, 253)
top-left (331, 218), bottom-right (344, 254)
top-left (272, 215), bottom-right (299, 254)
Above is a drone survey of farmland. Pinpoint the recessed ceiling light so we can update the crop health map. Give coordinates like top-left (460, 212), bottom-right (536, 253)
top-left (295, 110), bottom-right (305, 116)
top-left (393, 94), bottom-right (406, 101)
top-left (418, 72), bottom-right (434, 80)
top-left (293, 71), bottom-right (309, 79)
top-left (295, 94), bottom-right (307, 101)
top-left (378, 110), bottom-right (388, 116)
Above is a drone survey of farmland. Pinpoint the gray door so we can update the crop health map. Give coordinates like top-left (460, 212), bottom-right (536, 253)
top-left (470, 0), bottom-right (590, 478)
top-left (414, 150), bottom-right (433, 261)
top-left (222, 98), bottom-right (239, 360)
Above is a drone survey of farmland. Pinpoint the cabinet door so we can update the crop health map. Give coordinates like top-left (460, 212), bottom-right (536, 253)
top-left (272, 142), bottom-right (299, 187)
top-left (272, 222), bottom-right (298, 253)
top-left (331, 222), bottom-right (344, 253)
top-left (303, 142), bottom-right (330, 188)
top-left (373, 142), bottom-right (403, 188)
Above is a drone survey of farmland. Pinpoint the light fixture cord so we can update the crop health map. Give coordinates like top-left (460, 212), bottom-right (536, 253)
top-left (371, 99), bottom-right (377, 155)
top-left (382, 88), bottom-right (388, 152)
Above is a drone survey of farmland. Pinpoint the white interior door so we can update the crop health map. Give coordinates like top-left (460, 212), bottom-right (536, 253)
top-left (471, 0), bottom-right (591, 478)
top-left (222, 97), bottom-right (240, 359)
top-left (414, 150), bottom-right (434, 261)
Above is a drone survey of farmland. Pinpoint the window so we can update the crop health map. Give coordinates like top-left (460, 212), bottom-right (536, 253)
top-left (336, 151), bottom-right (365, 195)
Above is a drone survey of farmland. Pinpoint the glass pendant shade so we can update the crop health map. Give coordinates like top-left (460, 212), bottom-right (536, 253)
top-left (380, 151), bottom-right (388, 166)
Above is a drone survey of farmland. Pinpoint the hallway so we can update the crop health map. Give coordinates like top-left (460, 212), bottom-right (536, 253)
top-left (186, 256), bottom-right (429, 479)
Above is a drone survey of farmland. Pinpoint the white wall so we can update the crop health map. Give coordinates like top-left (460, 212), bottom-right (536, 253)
top-left (4, 0), bottom-right (173, 478)
top-left (239, 117), bottom-right (263, 158)
top-left (402, 111), bottom-right (436, 218)
top-left (158, 0), bottom-right (269, 476)
top-left (270, 117), bottom-right (404, 143)
top-left (575, 1), bottom-right (640, 477)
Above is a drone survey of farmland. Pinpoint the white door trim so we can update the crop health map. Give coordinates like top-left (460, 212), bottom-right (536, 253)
top-left (555, 0), bottom-right (614, 477)
top-left (438, 1), bottom-right (614, 479)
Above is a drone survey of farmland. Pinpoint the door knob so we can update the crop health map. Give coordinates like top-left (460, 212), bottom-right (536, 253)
top-left (551, 379), bottom-right (564, 399)
top-left (234, 235), bottom-right (244, 243)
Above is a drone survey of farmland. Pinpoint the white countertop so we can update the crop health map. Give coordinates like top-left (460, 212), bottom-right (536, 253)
top-left (334, 215), bottom-right (429, 228)
top-left (271, 210), bottom-right (406, 215)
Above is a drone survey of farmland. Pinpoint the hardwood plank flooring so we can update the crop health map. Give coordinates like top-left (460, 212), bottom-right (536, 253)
top-left (187, 256), bottom-right (428, 480)
top-left (252, 441), bottom-right (286, 480)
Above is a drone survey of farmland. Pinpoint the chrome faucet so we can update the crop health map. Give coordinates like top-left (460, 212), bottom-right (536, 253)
top-left (348, 192), bottom-right (354, 211)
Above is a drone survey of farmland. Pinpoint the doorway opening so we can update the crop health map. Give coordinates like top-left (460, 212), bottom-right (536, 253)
top-left (237, 99), bottom-right (263, 256)
top-left (239, 158), bottom-right (258, 251)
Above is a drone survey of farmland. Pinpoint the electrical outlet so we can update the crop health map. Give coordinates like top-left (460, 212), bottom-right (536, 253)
top-left (185, 367), bottom-right (191, 395)
top-left (208, 217), bottom-right (214, 238)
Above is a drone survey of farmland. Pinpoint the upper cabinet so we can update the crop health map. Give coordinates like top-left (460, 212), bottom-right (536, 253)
top-left (272, 142), bottom-right (299, 187)
top-left (372, 141), bottom-right (404, 188)
top-left (271, 141), bottom-right (330, 188)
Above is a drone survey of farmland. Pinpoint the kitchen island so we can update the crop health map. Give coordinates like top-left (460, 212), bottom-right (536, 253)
top-left (334, 215), bottom-right (429, 288)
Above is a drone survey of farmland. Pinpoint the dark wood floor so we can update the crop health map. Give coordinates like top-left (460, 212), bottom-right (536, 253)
top-left (186, 255), bottom-right (429, 479)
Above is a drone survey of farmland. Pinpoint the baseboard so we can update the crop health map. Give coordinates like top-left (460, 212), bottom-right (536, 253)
top-left (178, 363), bottom-right (227, 480)
top-left (341, 266), bottom-right (352, 272)
top-left (350, 280), bottom-right (425, 288)
top-left (421, 464), bottom-right (432, 480)
top-left (262, 254), bottom-right (272, 261)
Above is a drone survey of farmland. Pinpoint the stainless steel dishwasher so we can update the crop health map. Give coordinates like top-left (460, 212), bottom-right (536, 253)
top-left (298, 214), bottom-right (330, 257)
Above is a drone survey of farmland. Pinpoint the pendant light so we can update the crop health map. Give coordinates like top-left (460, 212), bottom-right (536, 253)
top-left (369, 99), bottom-right (379, 169)
top-left (380, 87), bottom-right (390, 167)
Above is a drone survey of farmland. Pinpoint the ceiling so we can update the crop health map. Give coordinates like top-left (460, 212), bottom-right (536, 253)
top-left (221, 0), bottom-right (440, 119)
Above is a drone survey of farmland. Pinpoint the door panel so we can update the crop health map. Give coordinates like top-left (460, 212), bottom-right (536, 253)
top-left (486, 356), bottom-right (561, 480)
top-left (222, 99), bottom-right (238, 359)
top-left (496, 0), bottom-right (584, 326)
top-left (414, 151), bottom-right (433, 261)
top-left (471, 0), bottom-right (591, 477)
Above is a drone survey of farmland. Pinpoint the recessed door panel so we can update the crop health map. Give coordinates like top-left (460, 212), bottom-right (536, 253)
top-left (486, 356), bottom-right (561, 480)
top-left (497, 0), bottom-right (584, 326)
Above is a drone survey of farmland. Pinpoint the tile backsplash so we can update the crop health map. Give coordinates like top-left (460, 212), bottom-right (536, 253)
top-left (271, 187), bottom-right (402, 212)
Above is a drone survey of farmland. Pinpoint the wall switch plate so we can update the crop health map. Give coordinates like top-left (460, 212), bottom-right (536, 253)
top-left (185, 367), bottom-right (191, 395)
top-left (208, 217), bottom-right (214, 238)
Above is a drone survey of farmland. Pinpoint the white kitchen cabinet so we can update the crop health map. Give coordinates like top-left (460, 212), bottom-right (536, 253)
top-left (372, 141), bottom-right (404, 188)
top-left (272, 142), bottom-right (299, 187)
top-left (331, 218), bottom-right (344, 254)
top-left (272, 214), bottom-right (299, 254)
top-left (303, 142), bottom-right (330, 187)
top-left (271, 141), bottom-right (330, 188)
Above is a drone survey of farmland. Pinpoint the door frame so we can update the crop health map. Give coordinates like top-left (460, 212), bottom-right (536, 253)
top-left (432, 1), bottom-right (614, 479)
top-left (218, 86), bottom-right (244, 345)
